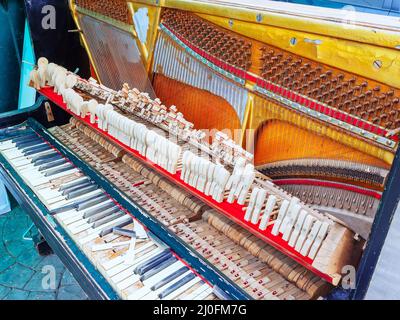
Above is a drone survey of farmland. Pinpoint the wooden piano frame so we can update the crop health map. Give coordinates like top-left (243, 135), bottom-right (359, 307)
top-left (1, 0), bottom-right (399, 300)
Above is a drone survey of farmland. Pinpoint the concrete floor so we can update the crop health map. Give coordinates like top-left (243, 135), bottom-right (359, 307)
top-left (0, 206), bottom-right (88, 300)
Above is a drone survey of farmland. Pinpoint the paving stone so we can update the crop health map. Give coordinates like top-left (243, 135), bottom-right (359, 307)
top-left (16, 247), bottom-right (44, 268)
top-left (0, 240), bottom-right (7, 254)
top-left (4, 239), bottom-right (33, 258)
top-left (0, 254), bottom-right (15, 273)
top-left (27, 291), bottom-right (56, 300)
top-left (0, 285), bottom-right (11, 299)
top-left (0, 263), bottom-right (35, 289)
top-left (61, 270), bottom-right (79, 287)
top-left (3, 288), bottom-right (30, 300)
top-left (1, 206), bottom-right (88, 300)
top-left (57, 285), bottom-right (88, 300)
top-left (3, 219), bottom-right (32, 242)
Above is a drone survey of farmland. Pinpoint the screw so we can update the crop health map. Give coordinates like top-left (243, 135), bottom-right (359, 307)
top-left (373, 60), bottom-right (382, 69)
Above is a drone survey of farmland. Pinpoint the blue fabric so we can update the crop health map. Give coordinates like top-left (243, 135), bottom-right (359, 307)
top-left (18, 18), bottom-right (37, 110)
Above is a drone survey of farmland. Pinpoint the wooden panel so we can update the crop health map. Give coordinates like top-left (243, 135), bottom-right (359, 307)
top-left (254, 120), bottom-right (390, 169)
top-left (153, 74), bottom-right (242, 141)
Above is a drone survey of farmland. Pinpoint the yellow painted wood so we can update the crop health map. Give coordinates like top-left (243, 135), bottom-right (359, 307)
top-left (132, 0), bottom-right (400, 48)
top-left (245, 94), bottom-right (394, 166)
top-left (197, 14), bottom-right (400, 89)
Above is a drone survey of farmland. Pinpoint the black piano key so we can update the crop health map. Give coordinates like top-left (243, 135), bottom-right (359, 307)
top-left (38, 159), bottom-right (67, 171)
top-left (61, 181), bottom-right (93, 195)
top-left (136, 251), bottom-right (174, 276)
top-left (49, 193), bottom-right (106, 215)
top-left (11, 134), bottom-right (37, 143)
top-left (76, 195), bottom-right (109, 210)
top-left (87, 207), bottom-right (121, 223)
top-left (24, 145), bottom-right (52, 156)
top-left (40, 161), bottom-right (70, 174)
top-left (20, 142), bottom-right (47, 153)
top-left (14, 137), bottom-right (41, 147)
top-left (1, 126), bottom-right (31, 137)
top-left (158, 273), bottom-right (196, 299)
top-left (16, 141), bottom-right (43, 151)
top-left (75, 193), bottom-right (107, 206)
top-left (84, 203), bottom-right (118, 219)
top-left (65, 184), bottom-right (99, 200)
top-left (32, 154), bottom-right (62, 166)
top-left (151, 266), bottom-right (189, 291)
top-left (43, 164), bottom-right (74, 177)
top-left (49, 203), bottom-right (78, 215)
top-left (112, 227), bottom-right (136, 238)
top-left (59, 177), bottom-right (90, 191)
top-left (140, 256), bottom-right (177, 282)
top-left (99, 218), bottom-right (133, 237)
top-left (92, 211), bottom-right (125, 228)
top-left (134, 249), bottom-right (171, 274)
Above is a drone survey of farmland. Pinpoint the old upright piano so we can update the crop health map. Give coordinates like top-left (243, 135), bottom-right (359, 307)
top-left (1, 0), bottom-right (400, 300)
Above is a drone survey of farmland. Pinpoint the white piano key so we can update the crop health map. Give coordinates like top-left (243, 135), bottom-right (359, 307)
top-left (3, 149), bottom-right (25, 159)
top-left (116, 274), bottom-right (141, 291)
top-left (11, 157), bottom-right (34, 167)
top-left (69, 220), bottom-right (94, 235)
top-left (91, 240), bottom-right (131, 252)
top-left (0, 141), bottom-right (15, 150)
top-left (161, 277), bottom-right (202, 300)
top-left (126, 285), bottom-right (152, 300)
top-left (124, 237), bottom-right (137, 265)
top-left (37, 187), bottom-right (63, 200)
top-left (194, 287), bottom-right (213, 300)
top-left (182, 283), bottom-right (209, 300)
top-left (29, 169), bottom-right (80, 187)
top-left (101, 242), bottom-right (155, 271)
top-left (7, 149), bottom-right (54, 162)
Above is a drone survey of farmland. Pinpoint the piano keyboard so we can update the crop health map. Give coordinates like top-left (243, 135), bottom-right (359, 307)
top-left (0, 128), bottom-right (217, 300)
